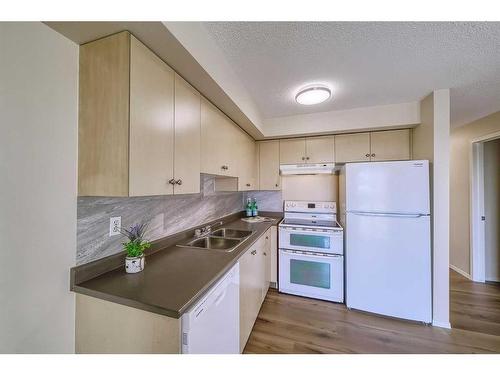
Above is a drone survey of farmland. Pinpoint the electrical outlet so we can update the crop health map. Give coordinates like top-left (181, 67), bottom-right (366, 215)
top-left (109, 216), bottom-right (121, 237)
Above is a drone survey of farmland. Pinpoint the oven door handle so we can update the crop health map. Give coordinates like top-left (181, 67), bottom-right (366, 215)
top-left (279, 227), bottom-right (336, 234)
top-left (280, 249), bottom-right (341, 259)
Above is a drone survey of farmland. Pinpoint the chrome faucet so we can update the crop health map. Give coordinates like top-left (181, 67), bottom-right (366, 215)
top-left (194, 225), bottom-right (212, 237)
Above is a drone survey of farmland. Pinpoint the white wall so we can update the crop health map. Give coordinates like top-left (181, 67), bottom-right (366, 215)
top-left (282, 175), bottom-right (338, 203)
top-left (413, 90), bottom-right (450, 329)
top-left (0, 22), bottom-right (78, 353)
top-left (264, 101), bottom-right (420, 137)
top-left (484, 138), bottom-right (500, 282)
top-left (449, 111), bottom-right (500, 276)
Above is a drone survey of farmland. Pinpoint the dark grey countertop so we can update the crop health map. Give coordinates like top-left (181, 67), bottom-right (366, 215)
top-left (73, 215), bottom-right (281, 319)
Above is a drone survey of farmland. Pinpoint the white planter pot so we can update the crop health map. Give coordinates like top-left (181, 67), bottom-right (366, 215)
top-left (125, 255), bottom-right (145, 274)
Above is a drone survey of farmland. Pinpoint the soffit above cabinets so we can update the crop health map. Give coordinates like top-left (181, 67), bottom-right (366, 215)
top-left (45, 21), bottom-right (265, 140)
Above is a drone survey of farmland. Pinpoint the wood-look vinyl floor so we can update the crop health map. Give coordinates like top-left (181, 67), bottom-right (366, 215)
top-left (243, 270), bottom-right (500, 353)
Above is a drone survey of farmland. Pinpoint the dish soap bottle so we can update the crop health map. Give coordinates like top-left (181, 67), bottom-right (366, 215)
top-left (245, 198), bottom-right (252, 217)
top-left (252, 198), bottom-right (258, 217)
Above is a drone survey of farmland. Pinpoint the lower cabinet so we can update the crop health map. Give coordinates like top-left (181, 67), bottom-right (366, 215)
top-left (239, 227), bottom-right (273, 352)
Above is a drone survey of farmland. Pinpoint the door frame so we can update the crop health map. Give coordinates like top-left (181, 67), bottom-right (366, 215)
top-left (470, 130), bottom-right (500, 282)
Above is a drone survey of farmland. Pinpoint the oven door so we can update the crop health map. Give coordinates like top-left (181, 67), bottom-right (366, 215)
top-left (279, 226), bottom-right (343, 255)
top-left (279, 249), bottom-right (344, 303)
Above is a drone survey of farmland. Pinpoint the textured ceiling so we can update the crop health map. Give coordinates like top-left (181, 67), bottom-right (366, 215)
top-left (202, 22), bottom-right (500, 127)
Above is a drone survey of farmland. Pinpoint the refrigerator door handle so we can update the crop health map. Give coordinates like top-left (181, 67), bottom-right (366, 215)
top-left (348, 211), bottom-right (428, 218)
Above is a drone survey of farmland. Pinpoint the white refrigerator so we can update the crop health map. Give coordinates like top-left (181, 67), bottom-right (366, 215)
top-left (341, 160), bottom-right (432, 323)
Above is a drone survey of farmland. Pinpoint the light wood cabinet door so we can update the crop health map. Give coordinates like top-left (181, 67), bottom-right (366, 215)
top-left (306, 136), bottom-right (335, 163)
top-left (129, 36), bottom-right (174, 196)
top-left (201, 99), bottom-right (224, 175)
top-left (262, 228), bottom-right (272, 300)
top-left (239, 244), bottom-right (261, 352)
top-left (259, 140), bottom-right (281, 190)
top-left (334, 132), bottom-right (371, 163)
top-left (370, 129), bottom-right (410, 161)
top-left (270, 226), bottom-right (278, 285)
top-left (78, 31), bottom-right (130, 197)
top-left (174, 74), bottom-right (201, 194)
top-left (201, 99), bottom-right (236, 176)
top-left (280, 138), bottom-right (306, 164)
top-left (238, 131), bottom-right (258, 191)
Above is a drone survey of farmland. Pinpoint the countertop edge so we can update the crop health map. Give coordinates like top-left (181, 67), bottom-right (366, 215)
top-left (73, 214), bottom-right (282, 319)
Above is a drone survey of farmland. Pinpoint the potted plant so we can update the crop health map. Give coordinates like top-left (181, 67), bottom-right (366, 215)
top-left (120, 223), bottom-right (151, 274)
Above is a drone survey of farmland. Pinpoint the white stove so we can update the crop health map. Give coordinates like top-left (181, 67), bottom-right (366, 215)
top-left (278, 201), bottom-right (344, 303)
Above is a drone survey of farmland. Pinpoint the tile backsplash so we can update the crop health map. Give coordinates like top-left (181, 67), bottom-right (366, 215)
top-left (76, 175), bottom-right (282, 265)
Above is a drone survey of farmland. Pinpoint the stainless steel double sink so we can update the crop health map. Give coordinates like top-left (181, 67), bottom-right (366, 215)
top-left (177, 228), bottom-right (254, 252)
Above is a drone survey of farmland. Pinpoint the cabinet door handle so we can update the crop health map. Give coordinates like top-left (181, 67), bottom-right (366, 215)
top-left (371, 153), bottom-right (375, 157)
top-left (251, 250), bottom-right (257, 255)
top-left (306, 156), bottom-right (310, 160)
top-left (176, 179), bottom-right (182, 185)
top-left (168, 178), bottom-right (176, 185)
top-left (246, 183), bottom-right (251, 187)
top-left (263, 252), bottom-right (267, 256)
top-left (275, 183), bottom-right (279, 187)
top-left (302, 156), bottom-right (305, 160)
top-left (265, 236), bottom-right (268, 240)
top-left (365, 153), bottom-right (370, 158)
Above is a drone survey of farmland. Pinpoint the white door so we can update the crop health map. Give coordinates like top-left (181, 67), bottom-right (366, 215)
top-left (279, 250), bottom-right (344, 303)
top-left (346, 160), bottom-right (430, 214)
top-left (346, 212), bottom-right (432, 323)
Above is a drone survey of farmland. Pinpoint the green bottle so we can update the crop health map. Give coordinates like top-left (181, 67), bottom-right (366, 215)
top-left (252, 198), bottom-right (258, 217)
top-left (245, 198), bottom-right (252, 217)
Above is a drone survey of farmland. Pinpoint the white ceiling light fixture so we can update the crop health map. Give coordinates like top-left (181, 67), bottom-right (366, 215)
top-left (295, 85), bottom-right (332, 105)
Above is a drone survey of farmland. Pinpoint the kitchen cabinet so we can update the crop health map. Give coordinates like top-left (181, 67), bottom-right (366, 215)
top-left (201, 98), bottom-right (240, 177)
top-left (129, 36), bottom-right (175, 196)
top-left (306, 136), bottom-right (335, 163)
top-left (335, 130), bottom-right (410, 163)
top-left (279, 136), bottom-right (334, 164)
top-left (279, 138), bottom-right (306, 164)
top-left (370, 129), bottom-right (410, 161)
top-left (173, 74), bottom-right (201, 194)
top-left (237, 130), bottom-right (258, 191)
top-left (78, 32), bottom-right (200, 196)
top-left (239, 228), bottom-right (273, 352)
top-left (334, 132), bottom-right (371, 163)
top-left (269, 226), bottom-right (278, 287)
top-left (261, 228), bottom-right (272, 301)
top-left (258, 140), bottom-right (281, 190)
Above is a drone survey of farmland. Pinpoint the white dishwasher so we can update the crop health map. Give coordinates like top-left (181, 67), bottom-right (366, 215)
top-left (181, 263), bottom-right (240, 354)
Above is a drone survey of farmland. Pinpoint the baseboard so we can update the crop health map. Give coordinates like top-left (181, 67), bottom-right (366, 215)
top-left (450, 264), bottom-right (471, 280)
top-left (432, 320), bottom-right (451, 329)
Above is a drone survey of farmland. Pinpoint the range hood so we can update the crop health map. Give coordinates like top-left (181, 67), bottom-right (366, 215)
top-left (280, 163), bottom-right (336, 175)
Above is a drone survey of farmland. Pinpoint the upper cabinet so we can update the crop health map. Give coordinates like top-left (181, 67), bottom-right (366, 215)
top-left (174, 74), bottom-right (201, 194)
top-left (201, 98), bottom-right (237, 177)
top-left (305, 136), bottom-right (335, 163)
top-left (237, 130), bottom-right (258, 191)
top-left (335, 130), bottom-right (410, 163)
top-left (258, 140), bottom-right (280, 190)
top-left (78, 32), bottom-right (200, 196)
top-left (370, 129), bottom-right (410, 161)
top-left (334, 133), bottom-right (371, 163)
top-left (280, 136), bottom-right (334, 164)
top-left (279, 138), bottom-right (306, 164)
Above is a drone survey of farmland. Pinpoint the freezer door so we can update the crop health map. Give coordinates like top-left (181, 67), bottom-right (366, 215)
top-left (346, 212), bottom-right (431, 323)
top-left (346, 160), bottom-right (430, 214)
